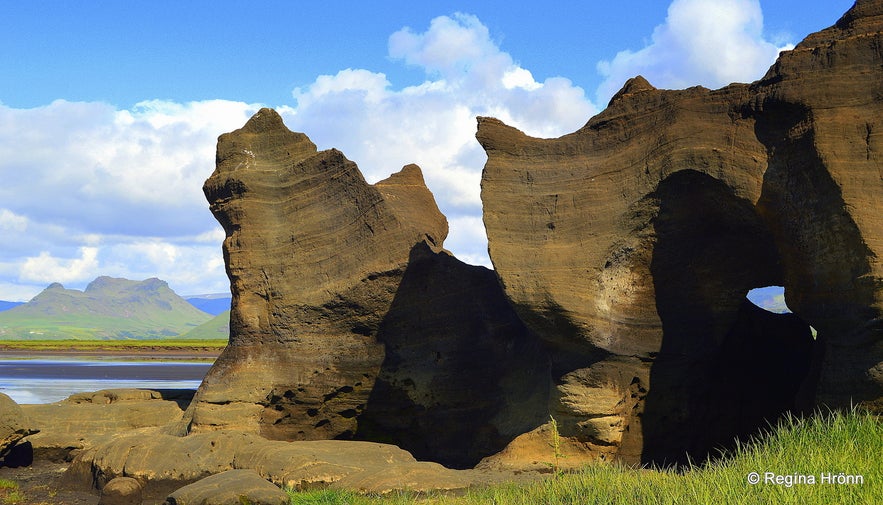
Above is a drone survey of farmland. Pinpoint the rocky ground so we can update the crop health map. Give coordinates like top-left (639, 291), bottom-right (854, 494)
top-left (1, 388), bottom-right (548, 505)
top-left (0, 459), bottom-right (96, 505)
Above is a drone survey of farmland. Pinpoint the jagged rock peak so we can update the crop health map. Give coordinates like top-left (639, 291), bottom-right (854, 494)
top-left (795, 0), bottom-right (883, 47)
top-left (837, 0), bottom-right (883, 28)
top-left (240, 107), bottom-right (288, 133)
top-left (376, 164), bottom-right (449, 249)
top-left (608, 75), bottom-right (657, 105)
top-left (379, 163), bottom-right (427, 187)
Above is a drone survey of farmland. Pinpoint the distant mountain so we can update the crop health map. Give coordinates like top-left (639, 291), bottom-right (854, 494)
top-left (0, 276), bottom-right (213, 340)
top-left (179, 310), bottom-right (230, 340)
top-left (0, 301), bottom-right (23, 312)
top-left (185, 294), bottom-right (232, 316)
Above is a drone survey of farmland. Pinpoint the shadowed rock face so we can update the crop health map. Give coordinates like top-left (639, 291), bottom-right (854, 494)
top-left (187, 109), bottom-right (548, 468)
top-left (478, 0), bottom-right (883, 465)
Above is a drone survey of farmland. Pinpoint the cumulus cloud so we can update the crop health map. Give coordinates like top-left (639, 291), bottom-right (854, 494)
top-left (0, 209), bottom-right (28, 232)
top-left (101, 239), bottom-right (229, 295)
top-left (0, 100), bottom-right (260, 299)
top-left (596, 0), bottom-right (791, 105)
top-left (20, 246), bottom-right (99, 284)
top-left (0, 99), bottom-right (261, 236)
top-left (283, 13), bottom-right (596, 266)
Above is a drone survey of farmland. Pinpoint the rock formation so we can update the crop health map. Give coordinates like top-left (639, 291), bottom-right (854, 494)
top-left (186, 109), bottom-right (548, 468)
top-left (478, 0), bottom-right (883, 465)
top-left (0, 393), bottom-right (37, 464)
top-left (141, 0), bottom-right (883, 472)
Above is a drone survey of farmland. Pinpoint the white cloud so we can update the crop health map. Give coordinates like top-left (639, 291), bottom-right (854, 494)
top-left (445, 215), bottom-right (492, 268)
top-left (502, 68), bottom-right (542, 91)
top-left (293, 69), bottom-right (391, 106)
top-left (0, 99), bottom-right (260, 236)
top-left (0, 282), bottom-right (44, 303)
top-left (596, 0), bottom-right (792, 105)
top-left (283, 13), bottom-right (596, 266)
top-left (101, 239), bottom-right (228, 296)
top-left (194, 227), bottom-right (227, 244)
top-left (0, 209), bottom-right (28, 232)
top-left (20, 246), bottom-right (99, 284)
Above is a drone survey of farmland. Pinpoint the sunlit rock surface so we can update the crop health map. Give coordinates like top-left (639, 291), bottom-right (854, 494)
top-left (478, 0), bottom-right (883, 465)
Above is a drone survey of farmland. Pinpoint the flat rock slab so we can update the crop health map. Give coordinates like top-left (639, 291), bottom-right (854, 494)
top-left (68, 431), bottom-right (494, 499)
top-left (165, 469), bottom-right (288, 505)
top-left (22, 388), bottom-right (186, 461)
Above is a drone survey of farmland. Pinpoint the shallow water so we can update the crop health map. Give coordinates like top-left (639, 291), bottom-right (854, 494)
top-left (0, 358), bottom-right (212, 404)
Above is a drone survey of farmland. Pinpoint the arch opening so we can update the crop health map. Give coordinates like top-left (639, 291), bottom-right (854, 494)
top-left (642, 170), bottom-right (817, 466)
top-left (747, 285), bottom-right (791, 314)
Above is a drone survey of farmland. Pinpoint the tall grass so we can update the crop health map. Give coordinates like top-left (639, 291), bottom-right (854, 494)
top-left (287, 408), bottom-right (881, 505)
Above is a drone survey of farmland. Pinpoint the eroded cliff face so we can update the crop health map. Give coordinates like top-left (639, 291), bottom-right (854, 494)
top-left (187, 0), bottom-right (882, 470)
top-left (186, 109), bottom-right (547, 468)
top-left (478, 0), bottom-right (883, 465)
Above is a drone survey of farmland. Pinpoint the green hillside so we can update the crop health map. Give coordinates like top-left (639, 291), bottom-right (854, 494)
top-left (0, 276), bottom-right (213, 340)
top-left (178, 310), bottom-right (230, 340)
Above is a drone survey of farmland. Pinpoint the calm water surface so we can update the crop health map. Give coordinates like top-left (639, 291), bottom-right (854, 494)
top-left (0, 357), bottom-right (213, 404)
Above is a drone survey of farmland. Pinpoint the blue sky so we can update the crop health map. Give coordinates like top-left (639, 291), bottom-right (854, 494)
top-left (0, 0), bottom-right (856, 300)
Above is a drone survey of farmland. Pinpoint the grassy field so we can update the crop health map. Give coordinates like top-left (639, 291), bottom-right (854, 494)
top-left (286, 409), bottom-right (882, 505)
top-left (0, 338), bottom-right (227, 352)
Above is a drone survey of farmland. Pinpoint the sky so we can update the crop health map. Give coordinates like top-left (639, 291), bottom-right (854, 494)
top-left (0, 0), bottom-right (856, 301)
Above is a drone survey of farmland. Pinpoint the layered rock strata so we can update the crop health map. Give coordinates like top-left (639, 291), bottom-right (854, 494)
top-left (187, 109), bottom-right (547, 468)
top-left (478, 0), bottom-right (883, 464)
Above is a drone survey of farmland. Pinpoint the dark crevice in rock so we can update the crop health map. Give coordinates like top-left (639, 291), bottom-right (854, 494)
top-left (644, 169), bottom-right (814, 466)
top-left (355, 242), bottom-right (550, 469)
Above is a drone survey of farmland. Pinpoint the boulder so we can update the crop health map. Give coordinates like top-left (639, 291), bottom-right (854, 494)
top-left (165, 470), bottom-right (287, 505)
top-left (185, 108), bottom-right (548, 468)
top-left (477, 0), bottom-right (883, 465)
top-left (99, 477), bottom-right (143, 505)
top-left (0, 393), bottom-right (37, 464)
